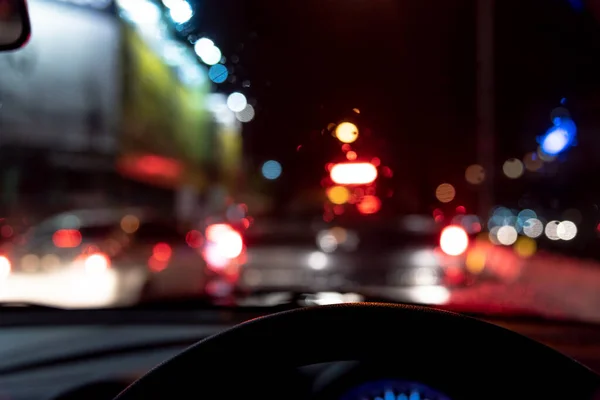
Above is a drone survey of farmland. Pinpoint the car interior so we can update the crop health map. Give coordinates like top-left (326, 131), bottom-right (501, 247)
top-left (1, 303), bottom-right (600, 400)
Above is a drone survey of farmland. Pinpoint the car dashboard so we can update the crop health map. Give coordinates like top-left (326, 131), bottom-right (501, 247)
top-left (46, 361), bottom-right (456, 400)
top-left (1, 311), bottom-right (600, 400)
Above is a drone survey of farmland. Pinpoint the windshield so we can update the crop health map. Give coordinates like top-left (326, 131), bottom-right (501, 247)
top-left (0, 0), bottom-right (599, 321)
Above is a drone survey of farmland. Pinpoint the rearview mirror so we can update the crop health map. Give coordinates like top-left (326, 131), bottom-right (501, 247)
top-left (0, 0), bottom-right (30, 51)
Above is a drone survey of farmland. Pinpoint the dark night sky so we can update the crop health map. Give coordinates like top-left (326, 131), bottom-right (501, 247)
top-left (192, 0), bottom-right (600, 214)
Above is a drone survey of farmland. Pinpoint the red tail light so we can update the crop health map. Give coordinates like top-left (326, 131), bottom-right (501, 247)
top-left (203, 224), bottom-right (244, 269)
top-left (185, 230), bottom-right (203, 248)
top-left (205, 224), bottom-right (243, 258)
top-left (205, 224), bottom-right (232, 242)
top-left (152, 242), bottom-right (172, 261)
top-left (84, 253), bottom-right (110, 273)
top-left (440, 226), bottom-right (469, 256)
top-left (53, 229), bottom-right (82, 248)
top-left (0, 255), bottom-right (11, 278)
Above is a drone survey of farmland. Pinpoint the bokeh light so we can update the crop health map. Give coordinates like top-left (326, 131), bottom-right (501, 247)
top-left (488, 226), bottom-right (501, 245)
top-left (194, 37), bottom-right (222, 65)
top-left (487, 206), bottom-right (515, 230)
top-left (52, 229), bottom-right (82, 248)
top-left (330, 162), bottom-right (377, 185)
top-left (335, 122), bottom-right (359, 144)
top-left (497, 225), bottom-right (518, 245)
top-left (261, 160), bottom-right (282, 180)
top-left (541, 128), bottom-right (569, 155)
top-left (120, 215), bottom-right (140, 234)
top-left (435, 183), bottom-right (456, 203)
top-left (539, 117), bottom-right (577, 156)
top-left (557, 220), bottom-right (577, 241)
top-left (357, 195), bottom-right (381, 215)
top-left (545, 220), bottom-right (561, 241)
top-left (466, 248), bottom-right (486, 274)
top-left (307, 252), bottom-right (328, 270)
top-left (440, 226), bottom-right (469, 256)
top-left (327, 186), bottom-right (350, 205)
top-left (169, 0), bottom-right (193, 23)
top-left (523, 151), bottom-right (543, 172)
top-left (523, 218), bottom-right (543, 238)
top-left (208, 64), bottom-right (228, 83)
top-left (227, 92), bottom-right (247, 112)
top-left (186, 230), bottom-right (203, 248)
top-left (514, 236), bottom-right (537, 258)
top-left (153, 243), bottom-right (172, 262)
top-left (317, 230), bottom-right (339, 253)
top-left (317, 230), bottom-right (338, 252)
top-left (502, 158), bottom-right (524, 179)
top-left (235, 105), bottom-right (255, 122)
top-left (465, 164), bottom-right (485, 184)
top-left (516, 209), bottom-right (537, 232)
top-left (194, 37), bottom-right (213, 54)
top-left (200, 46), bottom-right (221, 65)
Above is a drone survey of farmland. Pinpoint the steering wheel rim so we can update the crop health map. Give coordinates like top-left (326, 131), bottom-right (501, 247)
top-left (115, 303), bottom-right (600, 400)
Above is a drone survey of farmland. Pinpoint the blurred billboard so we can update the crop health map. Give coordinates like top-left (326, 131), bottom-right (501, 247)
top-left (120, 25), bottom-right (210, 158)
top-left (118, 20), bottom-right (217, 189)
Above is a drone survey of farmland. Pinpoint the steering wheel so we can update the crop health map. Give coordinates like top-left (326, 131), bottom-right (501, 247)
top-left (114, 303), bottom-right (600, 400)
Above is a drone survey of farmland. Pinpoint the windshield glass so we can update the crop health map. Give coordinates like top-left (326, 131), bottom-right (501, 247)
top-left (1, 0), bottom-right (599, 321)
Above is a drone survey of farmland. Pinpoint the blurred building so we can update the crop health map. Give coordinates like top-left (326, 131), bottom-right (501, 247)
top-left (0, 0), bottom-right (243, 222)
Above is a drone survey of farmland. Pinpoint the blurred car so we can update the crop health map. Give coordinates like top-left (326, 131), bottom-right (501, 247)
top-left (0, 208), bottom-right (210, 307)
top-left (202, 214), bottom-right (482, 295)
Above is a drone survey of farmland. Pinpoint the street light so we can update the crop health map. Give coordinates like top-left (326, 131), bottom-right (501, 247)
top-left (335, 122), bottom-right (359, 144)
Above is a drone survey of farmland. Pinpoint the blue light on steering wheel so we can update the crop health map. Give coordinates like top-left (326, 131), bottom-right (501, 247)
top-left (340, 379), bottom-right (452, 400)
top-left (381, 389), bottom-right (419, 400)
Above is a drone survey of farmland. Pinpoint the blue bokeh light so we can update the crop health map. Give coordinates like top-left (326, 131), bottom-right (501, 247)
top-left (261, 160), bottom-right (282, 180)
top-left (539, 116), bottom-right (577, 156)
top-left (517, 209), bottom-right (537, 232)
top-left (208, 64), bottom-right (228, 83)
top-left (541, 128), bottom-right (569, 155)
